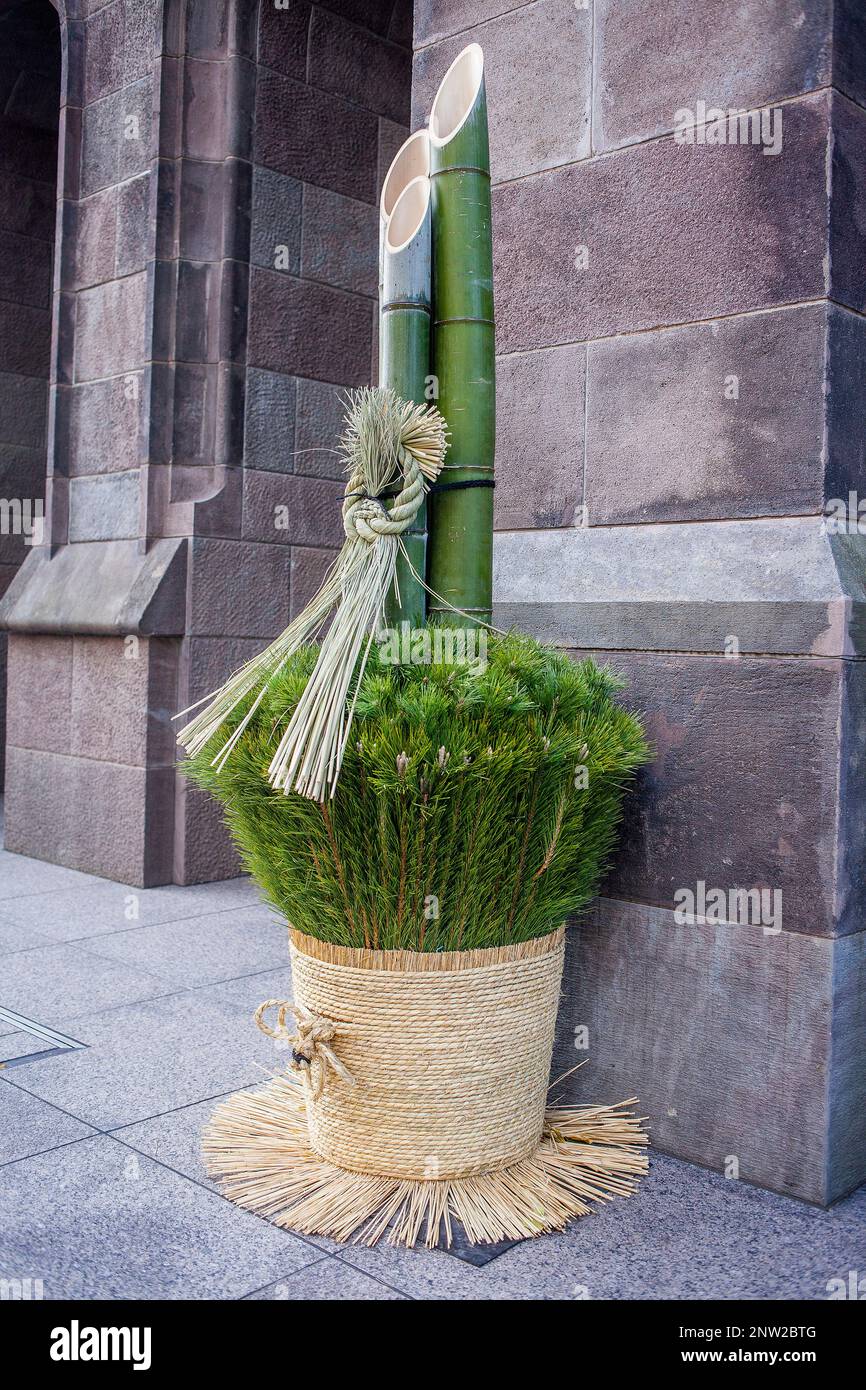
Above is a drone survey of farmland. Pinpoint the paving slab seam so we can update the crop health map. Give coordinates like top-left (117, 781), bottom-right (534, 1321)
top-left (0, 898), bottom-right (271, 939)
top-left (0, 900), bottom-right (278, 949)
top-left (101, 1084), bottom-right (259, 1136)
top-left (106, 1132), bottom-right (338, 1263)
top-left (238, 1255), bottom-right (333, 1300)
top-left (0, 960), bottom-right (295, 1033)
top-left (0, 1075), bottom-right (258, 1165)
top-left (330, 1253), bottom-right (420, 1299)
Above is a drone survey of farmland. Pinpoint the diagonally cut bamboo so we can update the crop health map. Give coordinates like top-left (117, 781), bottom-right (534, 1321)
top-left (378, 129), bottom-right (430, 306)
top-left (380, 173), bottom-right (432, 627)
top-left (426, 44), bottom-right (495, 628)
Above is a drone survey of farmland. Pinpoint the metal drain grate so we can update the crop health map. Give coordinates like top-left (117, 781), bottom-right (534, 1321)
top-left (0, 1007), bottom-right (86, 1069)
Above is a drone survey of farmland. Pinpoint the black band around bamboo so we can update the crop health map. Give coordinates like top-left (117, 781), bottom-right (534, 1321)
top-left (348, 479), bottom-right (494, 501)
top-left (429, 479), bottom-right (495, 492)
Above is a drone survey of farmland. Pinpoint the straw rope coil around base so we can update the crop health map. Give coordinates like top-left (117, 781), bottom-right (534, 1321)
top-left (203, 928), bottom-right (649, 1248)
top-left (289, 927), bottom-right (566, 1180)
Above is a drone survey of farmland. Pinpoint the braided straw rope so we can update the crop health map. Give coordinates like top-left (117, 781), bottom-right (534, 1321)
top-left (175, 388), bottom-right (449, 802)
top-left (288, 926), bottom-right (565, 1180)
top-left (341, 443), bottom-right (426, 543)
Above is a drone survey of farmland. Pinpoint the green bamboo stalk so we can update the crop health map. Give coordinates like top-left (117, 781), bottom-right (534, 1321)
top-left (426, 44), bottom-right (494, 628)
top-left (379, 134), bottom-right (431, 628)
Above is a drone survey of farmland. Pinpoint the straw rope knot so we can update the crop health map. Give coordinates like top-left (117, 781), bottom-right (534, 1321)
top-left (175, 388), bottom-right (448, 801)
top-left (342, 446), bottom-right (425, 544)
top-left (254, 999), bottom-right (356, 1102)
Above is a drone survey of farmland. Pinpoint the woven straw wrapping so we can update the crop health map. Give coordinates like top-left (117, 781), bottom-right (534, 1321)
top-left (289, 926), bottom-right (565, 1181)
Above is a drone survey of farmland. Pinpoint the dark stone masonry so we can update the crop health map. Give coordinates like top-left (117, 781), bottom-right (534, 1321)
top-left (0, 0), bottom-right (864, 1205)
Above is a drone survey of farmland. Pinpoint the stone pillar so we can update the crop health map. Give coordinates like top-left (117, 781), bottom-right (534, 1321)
top-left (0, 0), bottom-right (411, 884)
top-left (413, 1), bottom-right (866, 1203)
top-left (0, 0), bottom-right (60, 787)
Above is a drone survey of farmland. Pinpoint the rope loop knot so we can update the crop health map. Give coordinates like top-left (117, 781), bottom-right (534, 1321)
top-left (342, 445), bottom-right (425, 544)
top-left (254, 998), bottom-right (356, 1101)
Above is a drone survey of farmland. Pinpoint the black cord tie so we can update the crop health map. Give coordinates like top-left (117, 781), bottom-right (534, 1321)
top-left (429, 479), bottom-right (496, 493)
top-left (347, 479), bottom-right (495, 499)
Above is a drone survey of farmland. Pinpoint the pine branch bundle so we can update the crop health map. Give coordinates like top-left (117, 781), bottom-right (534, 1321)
top-left (186, 632), bottom-right (650, 951)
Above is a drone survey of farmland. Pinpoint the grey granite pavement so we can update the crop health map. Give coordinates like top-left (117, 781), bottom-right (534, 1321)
top-left (1, 819), bottom-right (864, 1301)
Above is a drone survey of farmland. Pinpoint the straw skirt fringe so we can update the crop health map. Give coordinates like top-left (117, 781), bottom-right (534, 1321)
top-left (203, 927), bottom-right (648, 1247)
top-left (203, 1074), bottom-right (649, 1248)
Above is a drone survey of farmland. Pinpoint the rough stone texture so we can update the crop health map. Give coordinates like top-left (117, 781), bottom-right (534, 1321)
top-left (0, 300), bottom-right (50, 378)
top-left (250, 164), bottom-right (302, 271)
top-left (308, 6), bottom-right (410, 124)
top-left (290, 545), bottom-right (339, 619)
top-left (414, 0), bottom-right (531, 47)
top-left (493, 92), bottom-right (830, 353)
top-left (826, 303), bottom-right (866, 505)
top-left (115, 171), bottom-right (150, 276)
top-left (294, 377), bottom-right (348, 479)
top-left (836, 659), bottom-right (866, 941)
top-left (494, 344), bottom-right (584, 530)
top-left (0, 229), bottom-right (51, 308)
top-left (244, 367), bottom-right (297, 472)
top-left (254, 67), bottom-right (379, 204)
top-left (242, 469), bottom-right (343, 548)
top-left (248, 267), bottom-right (372, 383)
top-left (584, 304), bottom-right (826, 525)
top-left (829, 930), bottom-right (866, 1200)
top-left (66, 185), bottom-right (117, 290)
top-left (80, 78), bottom-right (154, 198)
top-left (834, 0), bottom-right (866, 109)
top-left (3, 747), bottom-right (175, 887)
top-left (173, 779), bottom-right (240, 885)
top-left (187, 537), bottom-right (291, 639)
top-left (592, 0), bottom-right (832, 151)
top-left (68, 470), bottom-right (140, 541)
top-left (69, 635), bottom-right (170, 767)
top-left (4, 632), bottom-right (178, 885)
top-left (413, 0), bottom-right (592, 182)
top-left (5, 634), bottom-right (72, 756)
top-left (829, 91), bottom-right (866, 318)
top-left (300, 182), bottom-right (378, 297)
top-left (586, 649), bottom-right (845, 938)
top-left (551, 905), bottom-right (858, 1205)
top-left (73, 270), bottom-right (147, 381)
top-left (256, 0), bottom-right (310, 80)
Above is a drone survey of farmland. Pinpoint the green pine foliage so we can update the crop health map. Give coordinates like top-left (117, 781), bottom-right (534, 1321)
top-left (186, 631), bottom-right (650, 951)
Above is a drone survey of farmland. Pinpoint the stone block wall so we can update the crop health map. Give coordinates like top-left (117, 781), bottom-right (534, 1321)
top-left (0, 0), bottom-right (60, 785)
top-left (0, 0), bottom-right (412, 885)
top-left (176, 0), bottom-right (411, 879)
top-left (413, 0), bottom-right (866, 1203)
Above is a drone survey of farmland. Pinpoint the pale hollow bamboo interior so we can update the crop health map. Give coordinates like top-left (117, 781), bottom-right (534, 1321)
top-left (385, 175), bottom-right (430, 253)
top-left (380, 128), bottom-right (430, 220)
top-left (429, 42), bottom-right (484, 146)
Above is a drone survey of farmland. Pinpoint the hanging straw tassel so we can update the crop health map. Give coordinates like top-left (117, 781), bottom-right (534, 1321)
top-left (175, 388), bottom-right (449, 800)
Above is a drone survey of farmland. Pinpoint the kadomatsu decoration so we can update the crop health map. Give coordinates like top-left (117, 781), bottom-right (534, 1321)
top-left (180, 44), bottom-right (650, 1249)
